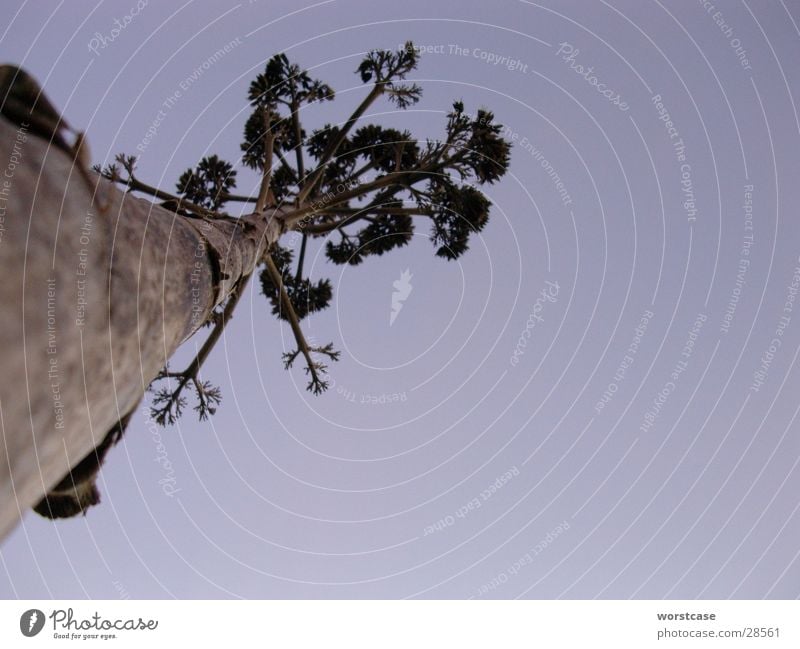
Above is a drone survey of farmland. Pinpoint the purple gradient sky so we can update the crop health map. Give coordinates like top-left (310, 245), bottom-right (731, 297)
top-left (2, 0), bottom-right (800, 599)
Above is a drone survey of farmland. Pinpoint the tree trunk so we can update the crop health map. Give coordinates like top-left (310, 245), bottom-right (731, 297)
top-left (0, 117), bottom-right (282, 540)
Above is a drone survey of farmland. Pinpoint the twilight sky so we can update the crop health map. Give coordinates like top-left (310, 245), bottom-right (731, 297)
top-left (2, 0), bottom-right (800, 599)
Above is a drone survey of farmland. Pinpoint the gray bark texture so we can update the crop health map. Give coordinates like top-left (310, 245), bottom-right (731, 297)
top-left (0, 117), bottom-right (282, 540)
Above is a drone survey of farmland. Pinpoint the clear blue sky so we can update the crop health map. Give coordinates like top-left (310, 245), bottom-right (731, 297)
top-left (2, 0), bottom-right (800, 598)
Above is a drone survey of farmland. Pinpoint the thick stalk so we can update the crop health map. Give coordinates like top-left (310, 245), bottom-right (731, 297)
top-left (0, 118), bottom-right (281, 540)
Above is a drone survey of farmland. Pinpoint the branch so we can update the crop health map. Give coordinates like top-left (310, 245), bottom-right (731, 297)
top-left (190, 279), bottom-right (250, 377)
top-left (263, 256), bottom-right (336, 394)
top-left (274, 148), bottom-right (296, 182)
top-left (256, 108), bottom-right (275, 213)
top-left (289, 95), bottom-right (307, 280)
top-left (150, 276), bottom-right (250, 425)
top-left (297, 84), bottom-right (384, 203)
top-left (219, 192), bottom-right (257, 204)
top-left (302, 215), bottom-right (365, 236)
top-left (220, 148), bottom-right (296, 205)
top-left (115, 163), bottom-right (218, 218)
top-left (283, 162), bottom-right (441, 228)
top-left (303, 206), bottom-right (432, 235)
top-left (289, 95), bottom-right (306, 186)
top-left (351, 158), bottom-right (378, 180)
top-left (295, 233), bottom-right (308, 281)
top-left (150, 107), bottom-right (282, 425)
top-left (321, 206), bottom-right (432, 217)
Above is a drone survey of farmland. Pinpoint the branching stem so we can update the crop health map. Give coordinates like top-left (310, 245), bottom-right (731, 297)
top-left (297, 84), bottom-right (384, 203)
top-left (256, 107), bottom-right (275, 212)
top-left (264, 255), bottom-right (329, 393)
